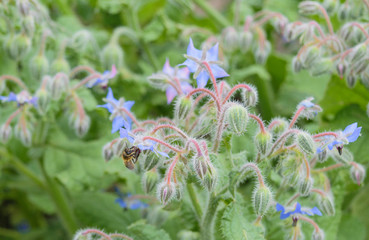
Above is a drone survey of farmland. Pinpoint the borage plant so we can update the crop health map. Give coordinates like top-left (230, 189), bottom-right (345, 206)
top-left (82, 39), bottom-right (365, 240)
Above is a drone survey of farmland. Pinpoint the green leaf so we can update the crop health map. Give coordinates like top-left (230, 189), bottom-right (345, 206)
top-left (127, 220), bottom-right (172, 240)
top-left (220, 202), bottom-right (265, 240)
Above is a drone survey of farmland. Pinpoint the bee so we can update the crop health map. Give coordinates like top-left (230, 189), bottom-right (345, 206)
top-left (122, 146), bottom-right (141, 170)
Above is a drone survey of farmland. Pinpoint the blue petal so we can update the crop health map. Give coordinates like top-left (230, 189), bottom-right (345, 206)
top-left (157, 150), bottom-right (169, 158)
top-left (328, 140), bottom-right (342, 150)
top-left (196, 70), bottom-right (209, 88)
top-left (187, 38), bottom-right (202, 59)
top-left (310, 207), bottom-right (322, 216)
top-left (123, 101), bottom-right (135, 111)
top-left (8, 92), bottom-right (18, 102)
top-left (178, 67), bottom-right (190, 79)
top-left (301, 101), bottom-right (314, 108)
top-left (316, 147), bottom-right (323, 153)
top-left (206, 43), bottom-right (219, 61)
top-left (115, 198), bottom-right (127, 208)
top-left (181, 59), bottom-right (198, 72)
top-left (293, 202), bottom-right (303, 214)
top-left (180, 82), bottom-right (193, 95)
top-left (276, 203), bottom-right (285, 212)
top-left (347, 127), bottom-right (361, 142)
top-left (209, 64), bottom-right (229, 79)
top-left (163, 59), bottom-right (175, 76)
top-left (112, 116), bottom-right (126, 133)
top-left (129, 200), bottom-right (148, 209)
top-left (166, 85), bottom-right (178, 104)
top-left (343, 122), bottom-right (358, 135)
top-left (119, 128), bottom-right (134, 143)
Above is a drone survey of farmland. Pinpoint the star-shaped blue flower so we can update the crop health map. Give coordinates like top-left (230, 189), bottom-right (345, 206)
top-left (162, 59), bottom-right (193, 104)
top-left (0, 91), bottom-right (37, 107)
top-left (181, 38), bottom-right (229, 88)
top-left (114, 188), bottom-right (148, 210)
top-left (297, 97), bottom-right (322, 119)
top-left (86, 65), bottom-right (117, 88)
top-left (276, 202), bottom-right (322, 220)
top-left (317, 122), bottom-right (362, 153)
top-left (97, 88), bottom-right (135, 133)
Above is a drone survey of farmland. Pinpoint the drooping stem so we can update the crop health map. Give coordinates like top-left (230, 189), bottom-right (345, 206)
top-left (70, 65), bottom-right (96, 77)
top-left (241, 163), bottom-right (265, 187)
top-left (267, 129), bottom-right (300, 157)
top-left (222, 83), bottom-right (252, 104)
top-left (289, 106), bottom-right (305, 128)
top-left (72, 73), bottom-right (102, 90)
top-left (118, 107), bottom-right (141, 127)
top-left (202, 61), bottom-right (220, 97)
top-left (166, 154), bottom-right (180, 184)
top-left (187, 88), bottom-right (221, 111)
top-left (151, 124), bottom-right (188, 139)
top-left (82, 229), bottom-right (111, 240)
top-left (142, 136), bottom-right (183, 153)
top-left (313, 132), bottom-right (339, 138)
top-left (109, 233), bottom-right (133, 240)
top-left (0, 75), bottom-right (28, 90)
top-left (249, 114), bottom-right (266, 133)
top-left (4, 108), bottom-right (22, 127)
top-left (303, 156), bottom-right (310, 179)
top-left (187, 183), bottom-right (203, 220)
top-left (299, 216), bottom-right (321, 232)
top-left (317, 4), bottom-right (334, 35)
top-left (312, 163), bottom-right (344, 173)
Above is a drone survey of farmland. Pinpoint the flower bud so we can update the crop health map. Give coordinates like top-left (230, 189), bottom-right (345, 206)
top-left (222, 27), bottom-right (239, 52)
top-left (298, 1), bottom-right (320, 15)
top-left (0, 124), bottom-right (12, 143)
top-left (22, 15), bottom-right (35, 37)
top-left (241, 85), bottom-right (258, 107)
top-left (268, 118), bottom-right (288, 137)
top-left (254, 130), bottom-right (272, 155)
top-left (239, 31), bottom-right (253, 53)
top-left (286, 171), bottom-right (300, 187)
top-left (175, 96), bottom-right (192, 120)
top-left (73, 115), bottom-right (91, 137)
top-left (319, 196), bottom-right (335, 216)
top-left (30, 54), bottom-right (49, 80)
top-left (10, 34), bottom-right (31, 60)
top-left (254, 41), bottom-right (271, 65)
top-left (350, 163), bottom-right (366, 185)
top-left (101, 43), bottom-right (124, 69)
top-left (298, 177), bottom-right (313, 196)
top-left (349, 43), bottom-right (367, 63)
top-left (310, 58), bottom-right (333, 76)
top-left (113, 138), bottom-right (128, 156)
top-left (296, 131), bottom-right (315, 156)
top-left (331, 148), bottom-right (353, 164)
top-left (49, 73), bottom-right (69, 99)
top-left (192, 155), bottom-right (207, 179)
top-left (301, 46), bottom-right (320, 68)
top-left (174, 183), bottom-right (183, 200)
top-left (147, 73), bottom-right (169, 89)
top-left (312, 229), bottom-right (325, 240)
top-left (292, 56), bottom-right (303, 73)
top-left (157, 181), bottom-right (176, 205)
top-left (143, 170), bottom-right (159, 194)
top-left (142, 152), bottom-right (160, 171)
top-left (281, 154), bottom-right (302, 178)
top-left (338, 4), bottom-right (352, 21)
top-left (102, 142), bottom-right (114, 162)
top-left (336, 62), bottom-right (347, 78)
top-left (16, 0), bottom-right (31, 15)
top-left (317, 148), bottom-right (328, 163)
top-left (351, 58), bottom-right (369, 76)
top-left (252, 184), bottom-right (272, 216)
top-left (35, 87), bottom-right (50, 114)
top-left (202, 161), bottom-right (217, 192)
top-left (226, 104), bottom-right (248, 135)
top-left (15, 125), bottom-right (32, 147)
top-left (51, 58), bottom-right (71, 74)
top-left (323, 0), bottom-right (338, 14)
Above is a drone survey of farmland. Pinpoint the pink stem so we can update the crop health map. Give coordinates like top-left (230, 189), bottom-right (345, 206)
top-left (151, 124), bottom-right (188, 139)
top-left (166, 154), bottom-right (180, 184)
top-left (118, 107), bottom-right (141, 127)
top-left (141, 120), bottom-right (157, 126)
top-left (249, 114), bottom-right (266, 133)
top-left (317, 4), bottom-right (334, 35)
top-left (299, 216), bottom-right (321, 232)
top-left (72, 73), bottom-right (102, 90)
top-left (142, 136), bottom-right (182, 153)
top-left (222, 84), bottom-right (252, 104)
top-left (132, 128), bottom-right (146, 134)
top-left (71, 93), bottom-right (85, 121)
top-left (109, 233), bottom-right (133, 240)
top-left (187, 88), bottom-right (221, 111)
top-left (82, 229), bottom-right (111, 240)
top-left (289, 106), bottom-right (305, 128)
top-left (5, 108), bottom-right (22, 126)
top-left (70, 65), bottom-right (96, 77)
top-left (173, 77), bottom-right (183, 94)
top-left (157, 117), bottom-right (175, 125)
top-left (311, 189), bottom-right (326, 197)
top-left (313, 163), bottom-right (344, 173)
top-left (313, 132), bottom-right (339, 138)
top-left (349, 22), bottom-right (369, 39)
top-left (202, 61), bottom-right (220, 97)
top-left (0, 75), bottom-right (28, 90)
top-left (241, 163), bottom-right (265, 187)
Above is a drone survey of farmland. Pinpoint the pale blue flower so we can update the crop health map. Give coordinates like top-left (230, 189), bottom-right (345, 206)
top-left (276, 202), bottom-right (322, 220)
top-left (86, 65), bottom-right (117, 88)
top-left (0, 91), bottom-right (37, 107)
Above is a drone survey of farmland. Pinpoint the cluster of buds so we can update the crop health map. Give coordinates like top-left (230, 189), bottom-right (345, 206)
top-left (73, 228), bottom-right (133, 240)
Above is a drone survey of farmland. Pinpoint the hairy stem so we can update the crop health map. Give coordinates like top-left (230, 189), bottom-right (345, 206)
top-left (187, 183), bottom-right (203, 220)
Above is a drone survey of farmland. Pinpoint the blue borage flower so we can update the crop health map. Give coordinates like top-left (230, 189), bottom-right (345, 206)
top-left (97, 87), bottom-right (135, 133)
top-left (114, 187), bottom-right (148, 210)
top-left (119, 125), bottom-right (169, 158)
top-left (317, 122), bottom-right (362, 153)
top-left (276, 202), bottom-right (322, 220)
top-left (162, 59), bottom-right (193, 104)
top-left (297, 97), bottom-right (322, 119)
top-left (181, 38), bottom-right (229, 88)
top-left (86, 65), bottom-right (117, 88)
top-left (0, 91), bottom-right (37, 107)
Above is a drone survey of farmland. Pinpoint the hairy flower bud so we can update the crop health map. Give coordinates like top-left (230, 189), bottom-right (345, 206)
top-left (349, 43), bottom-right (367, 63)
top-left (310, 58), bottom-right (333, 76)
top-left (157, 181), bottom-right (176, 205)
top-left (22, 15), bottom-right (35, 37)
top-left (101, 43), bottom-right (124, 70)
top-left (317, 148), bottom-right (328, 163)
top-left (296, 131), bottom-right (315, 156)
top-left (15, 125), bottom-right (32, 147)
top-left (281, 154), bottom-right (302, 178)
top-left (298, 1), bottom-right (320, 15)
top-left (147, 73), bottom-right (169, 89)
top-left (241, 85), bottom-right (258, 107)
top-left (346, 74), bottom-right (357, 88)
top-left (102, 142), bottom-right (114, 162)
top-left (350, 163), bottom-right (366, 185)
top-left (312, 229), bottom-right (325, 240)
top-left (268, 118), bottom-right (288, 137)
top-left (338, 4), bottom-right (352, 21)
top-left (192, 155), bottom-right (207, 179)
top-left (113, 138), bottom-right (128, 156)
top-left (336, 62), bottom-right (347, 78)
top-left (298, 177), bottom-right (313, 196)
top-left (73, 115), bottom-right (91, 137)
top-left (30, 54), bottom-right (49, 80)
top-left (174, 183), bottom-right (183, 200)
top-left (252, 184), bottom-right (272, 216)
top-left (35, 87), bottom-right (50, 114)
top-left (226, 104), bottom-right (248, 135)
top-left (255, 130), bottom-right (272, 155)
top-left (319, 196), bottom-right (335, 216)
top-left (202, 161), bottom-right (217, 192)
top-left (49, 73), bottom-right (69, 99)
top-left (254, 41), bottom-right (271, 65)
top-left (51, 58), bottom-right (71, 74)
top-left (239, 31), bottom-right (253, 53)
top-left (302, 46), bottom-right (320, 68)
top-left (16, 0), bottom-right (31, 15)
top-left (0, 124), bottom-right (12, 143)
top-left (10, 34), bottom-right (31, 60)
top-left (331, 148), bottom-right (353, 164)
top-left (175, 96), bottom-right (192, 120)
top-left (351, 58), bottom-right (369, 76)
top-left (143, 170), bottom-right (159, 194)
top-left (292, 56), bottom-right (303, 73)
top-left (323, 0), bottom-right (338, 14)
top-left (143, 152), bottom-right (160, 171)
top-left (222, 27), bottom-right (238, 52)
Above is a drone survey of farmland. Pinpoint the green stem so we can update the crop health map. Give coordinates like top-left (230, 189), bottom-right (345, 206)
top-left (127, 9), bottom-right (159, 71)
top-left (10, 157), bottom-right (46, 190)
top-left (201, 193), bottom-right (220, 240)
top-left (187, 183), bottom-right (203, 220)
top-left (39, 159), bottom-right (78, 237)
top-left (192, 0), bottom-right (230, 28)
